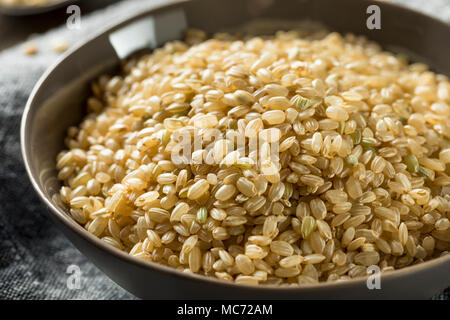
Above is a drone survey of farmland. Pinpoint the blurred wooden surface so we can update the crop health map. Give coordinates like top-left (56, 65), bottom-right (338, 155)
top-left (0, 0), bottom-right (122, 51)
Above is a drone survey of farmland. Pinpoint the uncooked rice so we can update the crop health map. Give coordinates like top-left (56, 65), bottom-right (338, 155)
top-left (0, 0), bottom-right (59, 7)
top-left (57, 28), bottom-right (450, 286)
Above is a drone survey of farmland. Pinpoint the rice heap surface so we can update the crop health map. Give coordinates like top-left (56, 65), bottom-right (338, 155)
top-left (57, 29), bottom-right (450, 286)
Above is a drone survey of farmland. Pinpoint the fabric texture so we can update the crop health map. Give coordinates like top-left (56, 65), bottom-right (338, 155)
top-left (0, 0), bottom-right (449, 300)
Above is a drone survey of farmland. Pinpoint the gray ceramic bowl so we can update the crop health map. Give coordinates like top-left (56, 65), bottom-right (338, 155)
top-left (21, 0), bottom-right (450, 299)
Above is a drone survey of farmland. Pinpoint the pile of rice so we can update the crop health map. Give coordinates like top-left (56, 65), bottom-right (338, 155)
top-left (56, 29), bottom-right (450, 285)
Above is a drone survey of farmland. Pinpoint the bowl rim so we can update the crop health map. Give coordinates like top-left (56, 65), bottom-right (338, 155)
top-left (21, 0), bottom-right (450, 293)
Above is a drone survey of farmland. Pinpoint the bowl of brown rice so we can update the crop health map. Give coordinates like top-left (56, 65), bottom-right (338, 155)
top-left (21, 0), bottom-right (450, 299)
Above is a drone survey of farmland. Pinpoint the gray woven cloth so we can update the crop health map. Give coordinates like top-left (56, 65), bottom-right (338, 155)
top-left (0, 0), bottom-right (449, 300)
